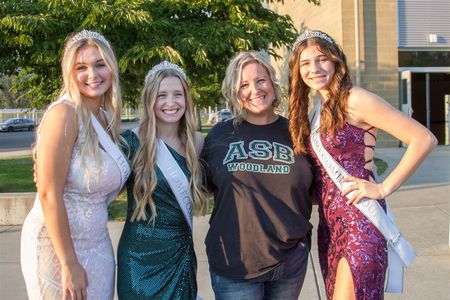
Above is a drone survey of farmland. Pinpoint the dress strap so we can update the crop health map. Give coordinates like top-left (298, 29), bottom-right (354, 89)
top-left (364, 127), bottom-right (377, 147)
top-left (364, 127), bottom-right (376, 165)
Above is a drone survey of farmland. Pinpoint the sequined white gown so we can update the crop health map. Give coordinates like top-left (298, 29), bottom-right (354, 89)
top-left (21, 102), bottom-right (122, 300)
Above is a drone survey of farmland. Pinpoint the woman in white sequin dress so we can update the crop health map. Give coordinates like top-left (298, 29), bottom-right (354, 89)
top-left (20, 30), bottom-right (130, 300)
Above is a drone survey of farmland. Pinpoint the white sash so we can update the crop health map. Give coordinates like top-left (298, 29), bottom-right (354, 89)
top-left (155, 138), bottom-right (193, 232)
top-left (90, 112), bottom-right (131, 204)
top-left (309, 102), bottom-right (416, 293)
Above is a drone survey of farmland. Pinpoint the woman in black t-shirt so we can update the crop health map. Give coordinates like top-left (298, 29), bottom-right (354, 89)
top-left (201, 50), bottom-right (314, 300)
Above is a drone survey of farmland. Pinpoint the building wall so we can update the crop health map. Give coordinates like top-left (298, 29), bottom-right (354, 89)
top-left (269, 0), bottom-right (343, 93)
top-left (398, 0), bottom-right (450, 48)
top-left (360, 0), bottom-right (399, 146)
top-left (268, 0), bottom-right (400, 146)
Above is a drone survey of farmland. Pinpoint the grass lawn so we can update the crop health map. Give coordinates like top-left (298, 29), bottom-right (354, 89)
top-left (0, 154), bottom-right (389, 221)
top-left (0, 155), bottom-right (35, 193)
top-left (200, 128), bottom-right (210, 136)
top-left (108, 192), bottom-right (128, 221)
top-left (374, 157), bottom-right (388, 176)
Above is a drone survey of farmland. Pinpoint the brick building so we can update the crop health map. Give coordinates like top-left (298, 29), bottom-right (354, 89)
top-left (267, 0), bottom-right (450, 146)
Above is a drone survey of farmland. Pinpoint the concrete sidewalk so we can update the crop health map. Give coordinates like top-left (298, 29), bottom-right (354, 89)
top-left (1, 146), bottom-right (449, 299)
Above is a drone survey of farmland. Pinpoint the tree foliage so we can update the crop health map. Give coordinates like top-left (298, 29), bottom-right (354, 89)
top-left (0, 0), bottom-right (319, 108)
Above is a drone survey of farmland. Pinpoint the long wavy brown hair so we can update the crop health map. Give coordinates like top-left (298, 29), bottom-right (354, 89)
top-left (288, 32), bottom-right (353, 155)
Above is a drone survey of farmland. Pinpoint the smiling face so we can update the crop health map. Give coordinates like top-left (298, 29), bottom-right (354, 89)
top-left (73, 45), bottom-right (112, 102)
top-left (154, 76), bottom-right (186, 125)
top-left (238, 62), bottom-right (276, 122)
top-left (299, 44), bottom-right (335, 97)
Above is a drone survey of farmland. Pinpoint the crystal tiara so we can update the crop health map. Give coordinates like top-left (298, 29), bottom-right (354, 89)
top-left (66, 30), bottom-right (111, 49)
top-left (293, 29), bottom-right (334, 48)
top-left (145, 60), bottom-right (187, 83)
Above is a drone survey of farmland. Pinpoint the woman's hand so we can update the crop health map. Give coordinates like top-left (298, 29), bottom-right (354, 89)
top-left (61, 261), bottom-right (88, 300)
top-left (341, 176), bottom-right (386, 205)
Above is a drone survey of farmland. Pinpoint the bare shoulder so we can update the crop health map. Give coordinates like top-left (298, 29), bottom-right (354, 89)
top-left (346, 87), bottom-right (393, 126)
top-left (347, 87), bottom-right (383, 109)
top-left (39, 102), bottom-right (78, 140)
top-left (194, 131), bottom-right (205, 157)
top-left (44, 102), bottom-right (77, 121)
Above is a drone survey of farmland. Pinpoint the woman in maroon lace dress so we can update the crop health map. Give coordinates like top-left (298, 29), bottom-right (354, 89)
top-left (288, 29), bottom-right (437, 300)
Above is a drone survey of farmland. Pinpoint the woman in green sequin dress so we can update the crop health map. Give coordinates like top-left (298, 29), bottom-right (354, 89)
top-left (117, 61), bottom-right (207, 299)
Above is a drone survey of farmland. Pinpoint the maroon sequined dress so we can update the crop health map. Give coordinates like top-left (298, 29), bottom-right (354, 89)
top-left (308, 122), bottom-right (388, 300)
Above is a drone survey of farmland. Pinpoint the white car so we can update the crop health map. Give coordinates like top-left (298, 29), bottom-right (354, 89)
top-left (209, 109), bottom-right (233, 124)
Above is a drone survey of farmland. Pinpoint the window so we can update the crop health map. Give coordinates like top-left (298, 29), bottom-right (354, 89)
top-left (399, 51), bottom-right (450, 67)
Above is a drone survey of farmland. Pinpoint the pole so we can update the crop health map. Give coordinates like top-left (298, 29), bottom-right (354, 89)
top-left (354, 0), bottom-right (361, 87)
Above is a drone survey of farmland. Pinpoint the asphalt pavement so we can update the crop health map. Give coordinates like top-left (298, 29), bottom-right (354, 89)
top-left (1, 146), bottom-right (449, 299)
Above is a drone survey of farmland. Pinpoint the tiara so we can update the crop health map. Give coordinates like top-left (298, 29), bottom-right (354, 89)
top-left (145, 60), bottom-right (187, 83)
top-left (66, 30), bottom-right (111, 49)
top-left (293, 29), bottom-right (334, 48)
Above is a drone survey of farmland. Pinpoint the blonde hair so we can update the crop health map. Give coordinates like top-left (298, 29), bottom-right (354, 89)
top-left (288, 32), bottom-right (352, 155)
top-left (35, 30), bottom-right (122, 185)
top-left (131, 68), bottom-right (207, 222)
top-left (222, 50), bottom-right (282, 125)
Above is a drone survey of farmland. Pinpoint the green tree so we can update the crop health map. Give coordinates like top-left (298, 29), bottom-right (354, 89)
top-left (0, 0), bottom-right (319, 109)
top-left (0, 75), bottom-right (14, 108)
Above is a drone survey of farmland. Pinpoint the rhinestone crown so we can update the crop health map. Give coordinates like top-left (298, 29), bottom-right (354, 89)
top-left (66, 30), bottom-right (111, 49)
top-left (294, 29), bottom-right (334, 48)
top-left (145, 60), bottom-right (187, 83)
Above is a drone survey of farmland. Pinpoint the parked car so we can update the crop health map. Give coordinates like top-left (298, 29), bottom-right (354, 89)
top-left (209, 109), bottom-right (233, 124)
top-left (0, 118), bottom-right (36, 132)
top-left (217, 110), bottom-right (233, 122)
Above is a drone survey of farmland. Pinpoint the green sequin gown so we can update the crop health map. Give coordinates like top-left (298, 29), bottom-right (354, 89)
top-left (117, 130), bottom-right (197, 300)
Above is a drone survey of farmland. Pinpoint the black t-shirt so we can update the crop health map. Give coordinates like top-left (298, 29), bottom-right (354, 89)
top-left (201, 117), bottom-right (313, 279)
